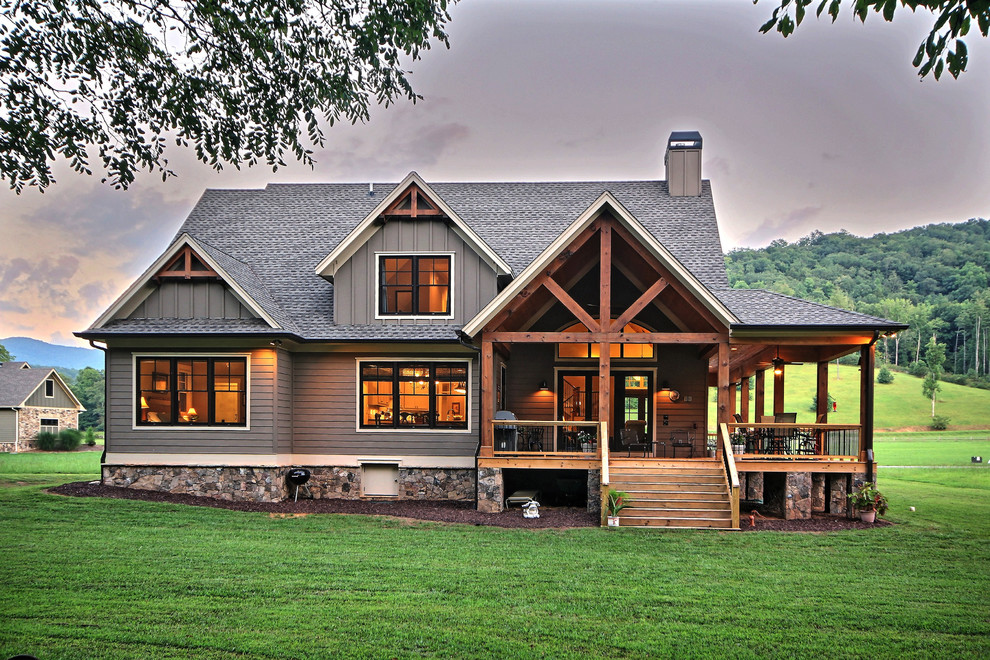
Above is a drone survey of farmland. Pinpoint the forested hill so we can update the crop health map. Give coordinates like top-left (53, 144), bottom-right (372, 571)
top-left (724, 218), bottom-right (989, 377)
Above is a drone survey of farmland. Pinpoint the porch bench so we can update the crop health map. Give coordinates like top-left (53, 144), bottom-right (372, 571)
top-left (505, 490), bottom-right (540, 507)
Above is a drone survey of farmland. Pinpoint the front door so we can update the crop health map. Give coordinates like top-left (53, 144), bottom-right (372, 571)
top-left (558, 371), bottom-right (652, 448)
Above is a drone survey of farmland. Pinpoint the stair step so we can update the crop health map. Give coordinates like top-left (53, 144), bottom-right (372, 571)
top-left (611, 475), bottom-right (725, 485)
top-left (622, 490), bottom-right (727, 501)
top-left (618, 517), bottom-right (735, 528)
top-left (628, 503), bottom-right (732, 512)
top-left (618, 483), bottom-right (727, 492)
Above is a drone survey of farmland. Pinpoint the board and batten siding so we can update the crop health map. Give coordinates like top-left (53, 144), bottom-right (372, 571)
top-left (24, 378), bottom-right (77, 409)
top-left (106, 347), bottom-right (277, 454)
top-left (333, 219), bottom-right (499, 326)
top-left (291, 351), bottom-right (479, 457)
top-left (0, 410), bottom-right (17, 444)
top-left (127, 281), bottom-right (257, 320)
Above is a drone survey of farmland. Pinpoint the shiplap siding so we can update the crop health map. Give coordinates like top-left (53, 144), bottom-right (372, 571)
top-left (0, 410), bottom-right (16, 444)
top-left (127, 281), bottom-right (257, 320)
top-left (24, 378), bottom-right (77, 408)
top-left (291, 351), bottom-right (479, 456)
top-left (333, 219), bottom-right (498, 326)
top-left (106, 347), bottom-right (276, 454)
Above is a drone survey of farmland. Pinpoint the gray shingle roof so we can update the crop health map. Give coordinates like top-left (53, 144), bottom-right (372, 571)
top-left (0, 363), bottom-right (53, 407)
top-left (81, 178), bottom-right (900, 340)
top-left (717, 288), bottom-right (905, 329)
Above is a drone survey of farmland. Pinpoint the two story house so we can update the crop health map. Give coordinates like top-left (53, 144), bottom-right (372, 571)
top-left (78, 132), bottom-right (905, 528)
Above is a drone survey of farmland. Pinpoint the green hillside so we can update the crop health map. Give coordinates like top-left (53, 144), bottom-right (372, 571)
top-left (709, 363), bottom-right (990, 431)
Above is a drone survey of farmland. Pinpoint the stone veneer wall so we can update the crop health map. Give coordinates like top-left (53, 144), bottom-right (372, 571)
top-left (103, 465), bottom-right (475, 503)
top-left (587, 469), bottom-right (601, 516)
top-left (17, 407), bottom-right (78, 451)
top-left (477, 466), bottom-right (504, 513)
top-left (742, 470), bottom-right (864, 519)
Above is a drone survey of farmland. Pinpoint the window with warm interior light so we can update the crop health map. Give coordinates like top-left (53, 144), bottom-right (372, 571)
top-left (378, 255), bottom-right (451, 316)
top-left (556, 321), bottom-right (655, 359)
top-left (360, 361), bottom-right (468, 430)
top-left (136, 357), bottom-right (246, 426)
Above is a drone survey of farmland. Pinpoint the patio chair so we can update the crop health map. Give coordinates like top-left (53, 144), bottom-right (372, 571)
top-left (669, 429), bottom-right (694, 458)
top-left (619, 427), bottom-right (650, 457)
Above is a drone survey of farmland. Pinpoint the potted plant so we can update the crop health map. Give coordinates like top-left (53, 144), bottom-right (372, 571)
top-left (577, 430), bottom-right (594, 453)
top-left (847, 482), bottom-right (888, 523)
top-left (604, 489), bottom-right (632, 527)
top-left (730, 431), bottom-right (746, 456)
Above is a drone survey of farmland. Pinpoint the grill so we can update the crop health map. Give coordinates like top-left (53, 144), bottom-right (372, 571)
top-left (286, 468), bottom-right (312, 501)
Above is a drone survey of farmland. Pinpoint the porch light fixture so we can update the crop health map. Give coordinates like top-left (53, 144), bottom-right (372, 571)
top-left (538, 380), bottom-right (550, 392)
top-left (772, 347), bottom-right (784, 375)
top-left (657, 382), bottom-right (680, 403)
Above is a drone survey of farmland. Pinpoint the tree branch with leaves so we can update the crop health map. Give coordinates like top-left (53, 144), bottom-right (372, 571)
top-left (0, 0), bottom-right (454, 192)
top-left (757, 0), bottom-right (989, 79)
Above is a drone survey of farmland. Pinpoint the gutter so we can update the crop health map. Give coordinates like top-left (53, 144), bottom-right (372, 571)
top-left (88, 340), bottom-right (108, 467)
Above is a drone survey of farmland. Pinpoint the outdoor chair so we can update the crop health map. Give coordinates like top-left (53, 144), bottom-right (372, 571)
top-left (619, 428), bottom-right (650, 457)
top-left (669, 429), bottom-right (694, 458)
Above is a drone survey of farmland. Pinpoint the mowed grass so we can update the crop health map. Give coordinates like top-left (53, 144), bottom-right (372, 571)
top-left (875, 434), bottom-right (990, 466)
top-left (710, 362), bottom-right (990, 430)
top-left (1, 453), bottom-right (989, 657)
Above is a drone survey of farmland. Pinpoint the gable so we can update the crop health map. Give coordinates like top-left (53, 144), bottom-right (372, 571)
top-left (92, 235), bottom-right (281, 329)
top-left (0, 366), bottom-right (83, 410)
top-left (315, 172), bottom-right (511, 280)
top-left (24, 371), bottom-right (82, 409)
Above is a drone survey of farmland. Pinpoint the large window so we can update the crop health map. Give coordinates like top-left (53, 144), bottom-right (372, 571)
top-left (557, 321), bottom-right (655, 359)
top-left (137, 357), bottom-right (246, 426)
top-left (378, 255), bottom-right (451, 316)
top-left (360, 361), bottom-right (468, 430)
top-left (40, 418), bottom-right (59, 434)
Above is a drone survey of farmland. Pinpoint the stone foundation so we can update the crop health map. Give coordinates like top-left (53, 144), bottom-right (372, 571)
top-left (16, 407), bottom-right (79, 451)
top-left (103, 465), bottom-right (475, 503)
top-left (811, 474), bottom-right (826, 512)
top-left (0, 441), bottom-right (16, 453)
top-left (746, 471), bottom-right (764, 502)
top-left (477, 466), bottom-right (504, 513)
top-left (587, 469), bottom-right (601, 516)
top-left (828, 474), bottom-right (849, 517)
top-left (785, 472), bottom-right (812, 520)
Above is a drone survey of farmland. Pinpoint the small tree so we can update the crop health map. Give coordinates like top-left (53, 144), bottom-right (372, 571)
top-left (921, 336), bottom-right (947, 417)
top-left (877, 364), bottom-right (894, 384)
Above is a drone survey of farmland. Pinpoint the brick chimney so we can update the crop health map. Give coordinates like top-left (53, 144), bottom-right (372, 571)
top-left (665, 131), bottom-right (703, 196)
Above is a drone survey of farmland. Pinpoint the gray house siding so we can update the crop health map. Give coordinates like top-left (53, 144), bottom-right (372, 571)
top-left (0, 410), bottom-right (16, 445)
top-left (275, 348), bottom-right (293, 454)
top-left (128, 281), bottom-right (257, 320)
top-left (24, 378), bottom-right (76, 409)
top-left (333, 219), bottom-right (498, 326)
top-left (106, 347), bottom-right (277, 454)
top-left (291, 350), bottom-right (479, 457)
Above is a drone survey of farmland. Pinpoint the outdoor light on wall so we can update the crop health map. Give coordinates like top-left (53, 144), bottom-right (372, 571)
top-left (657, 383), bottom-right (680, 403)
top-left (772, 357), bottom-right (785, 375)
top-left (538, 380), bottom-right (550, 392)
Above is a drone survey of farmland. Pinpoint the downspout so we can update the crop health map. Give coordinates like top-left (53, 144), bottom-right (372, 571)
top-left (88, 340), bottom-right (108, 467)
top-left (457, 331), bottom-right (483, 505)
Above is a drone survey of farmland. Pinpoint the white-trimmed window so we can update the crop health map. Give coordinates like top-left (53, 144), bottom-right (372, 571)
top-left (377, 255), bottom-right (451, 317)
top-left (136, 357), bottom-right (247, 426)
top-left (40, 418), bottom-right (59, 434)
top-left (44, 379), bottom-right (55, 397)
top-left (360, 361), bottom-right (468, 430)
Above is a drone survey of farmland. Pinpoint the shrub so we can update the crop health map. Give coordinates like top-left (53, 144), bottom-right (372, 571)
top-left (930, 415), bottom-right (950, 431)
top-left (907, 361), bottom-right (927, 377)
top-left (877, 365), bottom-right (894, 384)
top-left (35, 431), bottom-right (58, 451)
top-left (84, 428), bottom-right (97, 446)
top-left (57, 428), bottom-right (82, 451)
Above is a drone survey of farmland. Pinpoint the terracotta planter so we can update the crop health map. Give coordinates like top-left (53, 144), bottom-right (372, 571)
top-left (859, 509), bottom-right (877, 523)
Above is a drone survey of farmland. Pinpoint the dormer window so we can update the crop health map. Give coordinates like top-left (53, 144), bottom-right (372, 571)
top-left (377, 254), bottom-right (452, 317)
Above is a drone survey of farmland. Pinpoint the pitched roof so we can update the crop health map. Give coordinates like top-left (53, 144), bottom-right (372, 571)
top-left (717, 288), bottom-right (906, 330)
top-left (0, 363), bottom-right (82, 409)
top-left (79, 176), bottom-right (901, 341)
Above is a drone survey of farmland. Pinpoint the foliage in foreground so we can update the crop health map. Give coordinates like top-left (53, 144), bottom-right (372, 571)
top-left (0, 0), bottom-right (454, 192)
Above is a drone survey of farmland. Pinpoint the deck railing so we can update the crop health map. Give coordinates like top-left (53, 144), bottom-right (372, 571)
top-left (726, 423), bottom-right (862, 459)
top-left (719, 423), bottom-right (740, 529)
top-left (491, 420), bottom-right (606, 458)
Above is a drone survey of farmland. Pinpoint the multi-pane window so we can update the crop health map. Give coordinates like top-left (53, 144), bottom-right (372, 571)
top-left (557, 321), bottom-right (655, 359)
top-left (360, 361), bottom-right (468, 430)
top-left (40, 418), bottom-right (59, 434)
top-left (137, 357), bottom-right (246, 426)
top-left (378, 255), bottom-right (451, 316)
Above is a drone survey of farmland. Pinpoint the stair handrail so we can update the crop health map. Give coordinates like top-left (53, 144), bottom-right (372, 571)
top-left (719, 422), bottom-right (740, 529)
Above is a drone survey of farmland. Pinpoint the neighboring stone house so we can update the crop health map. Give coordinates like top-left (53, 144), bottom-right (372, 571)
top-left (0, 362), bottom-right (85, 452)
top-left (77, 132), bottom-right (905, 527)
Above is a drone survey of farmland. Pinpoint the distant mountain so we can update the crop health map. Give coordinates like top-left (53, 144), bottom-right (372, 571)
top-left (1, 337), bottom-right (104, 371)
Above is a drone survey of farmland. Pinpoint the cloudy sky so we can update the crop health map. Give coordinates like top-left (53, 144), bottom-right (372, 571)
top-left (1, 0), bottom-right (988, 348)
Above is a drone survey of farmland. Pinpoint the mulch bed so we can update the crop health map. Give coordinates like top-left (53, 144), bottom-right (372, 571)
top-left (49, 481), bottom-right (892, 531)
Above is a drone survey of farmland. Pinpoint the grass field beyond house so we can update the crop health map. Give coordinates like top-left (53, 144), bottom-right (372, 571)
top-left (1, 448), bottom-right (988, 658)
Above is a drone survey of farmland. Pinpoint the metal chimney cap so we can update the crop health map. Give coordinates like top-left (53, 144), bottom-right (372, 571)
top-left (667, 131), bottom-right (703, 150)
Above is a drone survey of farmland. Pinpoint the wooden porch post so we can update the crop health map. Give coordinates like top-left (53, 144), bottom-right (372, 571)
top-left (740, 376), bottom-right (750, 423)
top-left (728, 380), bottom-right (737, 420)
top-left (481, 337), bottom-right (494, 458)
top-left (717, 341), bottom-right (730, 427)
top-left (773, 364), bottom-right (785, 415)
top-left (816, 361), bottom-right (829, 423)
top-left (599, 225), bottom-right (612, 446)
top-left (754, 369), bottom-right (766, 421)
top-left (860, 344), bottom-right (876, 481)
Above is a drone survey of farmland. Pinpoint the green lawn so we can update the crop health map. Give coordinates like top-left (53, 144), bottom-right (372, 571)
top-left (1, 450), bottom-right (988, 658)
top-left (711, 363), bottom-right (990, 431)
top-left (875, 435), bottom-right (990, 466)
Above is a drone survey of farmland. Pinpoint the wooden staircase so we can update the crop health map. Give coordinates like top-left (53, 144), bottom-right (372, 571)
top-left (607, 459), bottom-right (738, 529)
